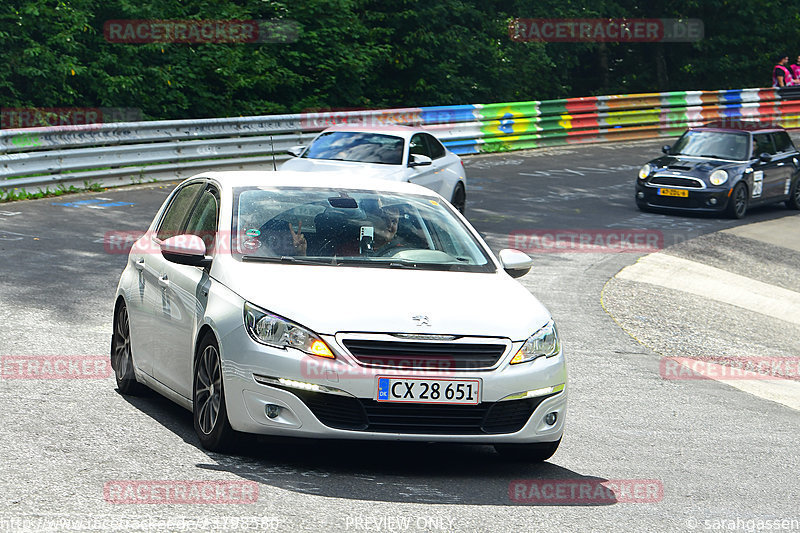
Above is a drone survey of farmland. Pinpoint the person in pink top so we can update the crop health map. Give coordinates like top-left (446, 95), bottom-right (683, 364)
top-left (773, 54), bottom-right (794, 87)
top-left (790, 55), bottom-right (800, 83)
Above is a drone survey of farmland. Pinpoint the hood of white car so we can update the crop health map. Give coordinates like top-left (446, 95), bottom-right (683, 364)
top-left (214, 261), bottom-right (550, 341)
top-left (280, 158), bottom-right (407, 181)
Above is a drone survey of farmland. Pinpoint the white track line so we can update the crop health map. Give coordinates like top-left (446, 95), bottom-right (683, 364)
top-left (616, 253), bottom-right (800, 326)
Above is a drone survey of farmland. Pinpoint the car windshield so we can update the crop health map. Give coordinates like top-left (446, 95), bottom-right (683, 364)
top-left (231, 187), bottom-right (494, 272)
top-left (670, 130), bottom-right (749, 160)
top-left (302, 131), bottom-right (405, 165)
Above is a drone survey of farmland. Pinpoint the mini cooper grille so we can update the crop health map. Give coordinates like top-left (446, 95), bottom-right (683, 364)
top-left (342, 340), bottom-right (507, 370)
top-left (289, 389), bottom-right (556, 435)
top-left (649, 176), bottom-right (704, 188)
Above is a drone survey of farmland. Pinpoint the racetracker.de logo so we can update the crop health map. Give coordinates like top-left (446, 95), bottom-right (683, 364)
top-left (103, 19), bottom-right (299, 44)
top-left (103, 481), bottom-right (259, 504)
top-left (1, 356), bottom-right (111, 379)
top-left (509, 479), bottom-right (663, 504)
top-left (1, 107), bottom-right (143, 130)
top-left (300, 107), bottom-right (423, 130)
top-left (509, 229), bottom-right (663, 253)
top-left (509, 18), bottom-right (704, 43)
top-left (660, 357), bottom-right (800, 381)
top-left (301, 355), bottom-right (457, 379)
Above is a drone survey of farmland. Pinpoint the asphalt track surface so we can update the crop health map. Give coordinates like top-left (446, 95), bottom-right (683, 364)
top-left (0, 138), bottom-right (798, 532)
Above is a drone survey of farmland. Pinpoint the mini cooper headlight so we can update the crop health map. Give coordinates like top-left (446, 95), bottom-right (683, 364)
top-left (709, 169), bottom-right (728, 186)
top-left (244, 302), bottom-right (334, 358)
top-left (638, 164), bottom-right (652, 180)
top-left (510, 320), bottom-right (560, 365)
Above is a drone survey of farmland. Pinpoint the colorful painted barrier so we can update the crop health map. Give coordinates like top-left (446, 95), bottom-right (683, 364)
top-left (3, 87), bottom-right (800, 192)
top-left (282, 87), bottom-right (800, 155)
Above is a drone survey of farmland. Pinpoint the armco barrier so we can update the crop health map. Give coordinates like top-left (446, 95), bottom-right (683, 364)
top-left (2, 87), bottom-right (800, 193)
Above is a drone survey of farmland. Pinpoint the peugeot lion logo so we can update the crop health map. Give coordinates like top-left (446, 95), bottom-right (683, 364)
top-left (412, 315), bottom-right (430, 327)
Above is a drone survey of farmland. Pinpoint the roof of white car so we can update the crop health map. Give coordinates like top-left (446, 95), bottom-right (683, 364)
top-left (192, 170), bottom-right (440, 196)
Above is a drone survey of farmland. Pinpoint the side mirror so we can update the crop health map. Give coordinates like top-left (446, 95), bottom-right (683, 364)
top-left (287, 145), bottom-right (306, 158)
top-left (161, 234), bottom-right (211, 268)
top-left (662, 145), bottom-right (672, 154)
top-left (409, 153), bottom-right (432, 167)
top-left (759, 152), bottom-right (772, 163)
top-left (498, 249), bottom-right (532, 279)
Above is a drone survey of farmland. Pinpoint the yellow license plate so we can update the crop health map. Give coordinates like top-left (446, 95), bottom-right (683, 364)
top-left (658, 188), bottom-right (688, 197)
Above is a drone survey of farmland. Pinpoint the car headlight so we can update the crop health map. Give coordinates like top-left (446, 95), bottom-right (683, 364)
top-left (510, 320), bottom-right (560, 365)
top-left (244, 302), bottom-right (334, 358)
top-left (709, 169), bottom-right (728, 186)
top-left (638, 164), bottom-right (652, 180)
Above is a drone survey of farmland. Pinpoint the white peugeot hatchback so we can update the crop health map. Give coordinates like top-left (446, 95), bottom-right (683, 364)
top-left (111, 171), bottom-right (566, 461)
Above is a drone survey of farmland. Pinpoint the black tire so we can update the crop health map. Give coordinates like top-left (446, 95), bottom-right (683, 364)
top-left (494, 438), bottom-right (561, 462)
top-left (111, 301), bottom-right (147, 395)
top-left (726, 182), bottom-right (748, 219)
top-left (193, 333), bottom-right (237, 452)
top-left (786, 178), bottom-right (800, 210)
top-left (450, 183), bottom-right (466, 215)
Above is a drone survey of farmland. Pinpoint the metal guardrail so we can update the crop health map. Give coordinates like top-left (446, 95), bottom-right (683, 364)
top-left (3, 88), bottom-right (800, 192)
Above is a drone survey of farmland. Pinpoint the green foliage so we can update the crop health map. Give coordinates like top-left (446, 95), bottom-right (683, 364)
top-left (0, 0), bottom-right (797, 119)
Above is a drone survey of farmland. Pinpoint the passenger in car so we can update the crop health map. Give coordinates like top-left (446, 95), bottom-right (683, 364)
top-left (259, 219), bottom-right (306, 256)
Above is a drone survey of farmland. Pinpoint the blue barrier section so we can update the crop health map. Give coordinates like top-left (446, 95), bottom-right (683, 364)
top-left (420, 105), bottom-right (477, 125)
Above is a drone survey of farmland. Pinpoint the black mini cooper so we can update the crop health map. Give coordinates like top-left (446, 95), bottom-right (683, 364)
top-left (636, 122), bottom-right (800, 218)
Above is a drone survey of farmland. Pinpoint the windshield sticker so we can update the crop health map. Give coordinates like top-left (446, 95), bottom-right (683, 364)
top-left (245, 229), bottom-right (261, 237)
top-left (241, 238), bottom-right (261, 252)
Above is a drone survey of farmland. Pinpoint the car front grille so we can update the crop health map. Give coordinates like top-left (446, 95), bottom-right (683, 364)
top-left (289, 388), bottom-right (556, 435)
top-left (341, 339), bottom-right (507, 371)
top-left (649, 176), bottom-right (705, 188)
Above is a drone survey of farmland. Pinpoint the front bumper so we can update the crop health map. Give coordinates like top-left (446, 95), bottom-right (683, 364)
top-left (635, 181), bottom-right (731, 213)
top-left (219, 326), bottom-right (567, 443)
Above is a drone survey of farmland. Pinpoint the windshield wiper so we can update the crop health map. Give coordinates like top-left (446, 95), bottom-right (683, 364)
top-left (334, 258), bottom-right (419, 269)
top-left (241, 255), bottom-right (335, 265)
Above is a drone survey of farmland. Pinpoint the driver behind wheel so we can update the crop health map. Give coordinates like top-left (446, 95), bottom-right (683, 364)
top-left (374, 205), bottom-right (400, 249)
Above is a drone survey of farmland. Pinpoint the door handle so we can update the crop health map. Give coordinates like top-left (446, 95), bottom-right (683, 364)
top-left (778, 162), bottom-right (785, 166)
top-left (134, 258), bottom-right (145, 271)
top-left (157, 274), bottom-right (170, 288)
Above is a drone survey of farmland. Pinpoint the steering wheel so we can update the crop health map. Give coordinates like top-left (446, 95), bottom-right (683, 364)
top-left (373, 242), bottom-right (405, 257)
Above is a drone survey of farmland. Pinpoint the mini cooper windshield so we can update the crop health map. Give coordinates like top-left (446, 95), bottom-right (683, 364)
top-left (670, 130), bottom-right (750, 161)
top-left (232, 187), bottom-right (494, 272)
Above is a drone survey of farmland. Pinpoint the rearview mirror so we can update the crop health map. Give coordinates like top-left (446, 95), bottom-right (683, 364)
top-left (409, 154), bottom-right (432, 167)
top-left (662, 145), bottom-right (672, 154)
top-left (759, 152), bottom-right (772, 163)
top-left (498, 249), bottom-right (532, 278)
top-left (287, 145), bottom-right (306, 158)
top-left (161, 234), bottom-right (211, 268)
